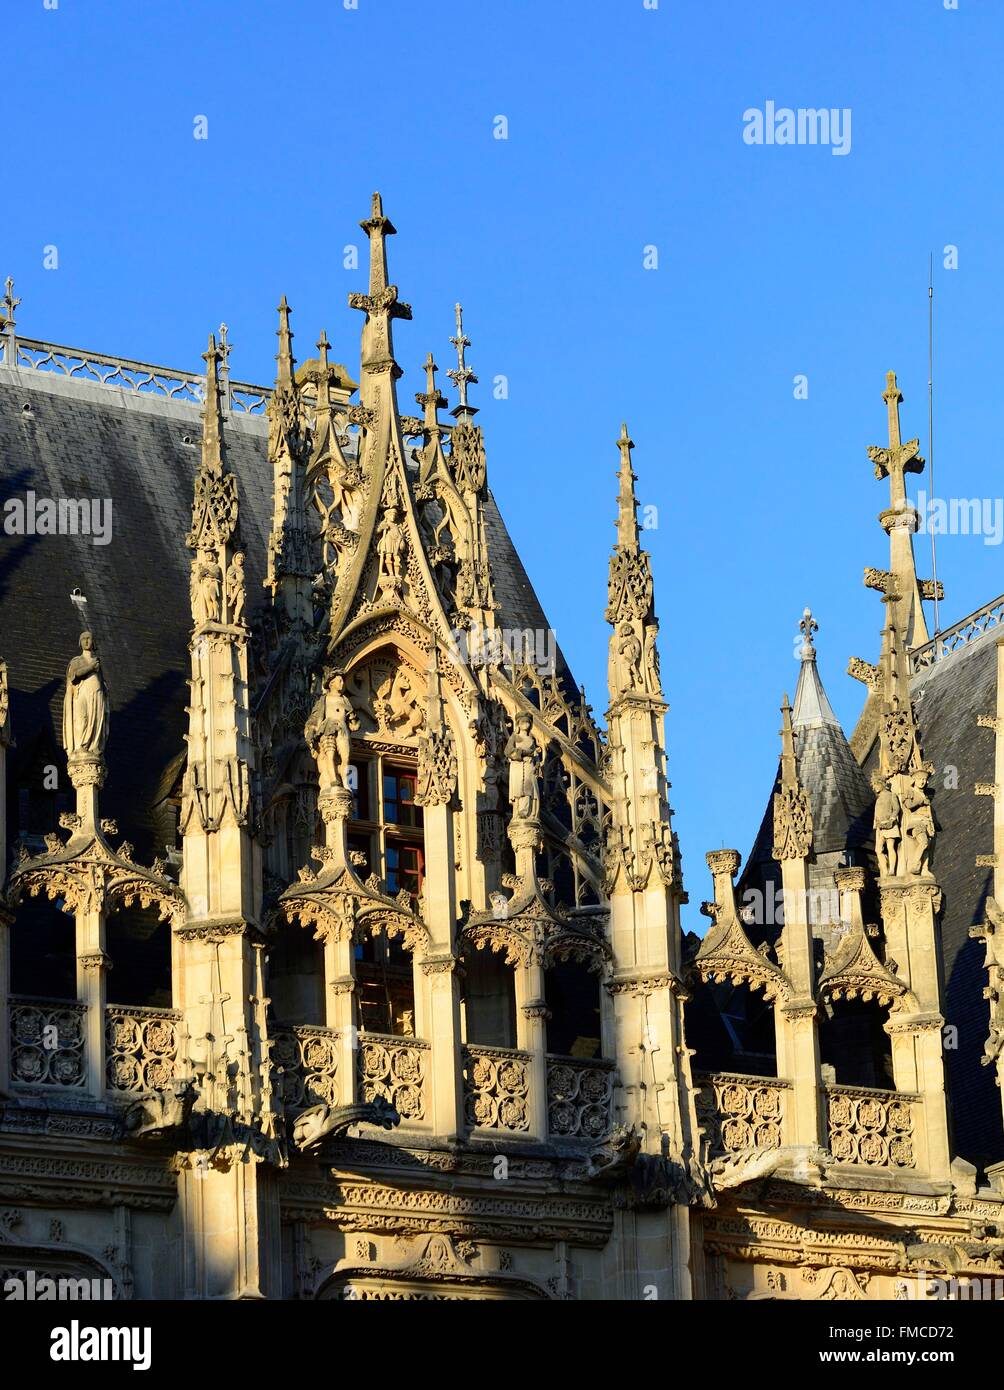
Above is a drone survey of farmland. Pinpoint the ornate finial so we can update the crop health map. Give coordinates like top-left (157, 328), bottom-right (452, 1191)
top-left (359, 190), bottom-right (397, 298)
top-left (448, 303), bottom-right (478, 417)
top-left (882, 370), bottom-right (903, 450)
top-left (799, 607), bottom-right (818, 660)
top-left (275, 296), bottom-right (295, 385)
top-left (416, 351), bottom-right (447, 430)
top-left (773, 692), bottom-right (813, 860)
top-left (1, 277), bottom-right (19, 365)
top-left (201, 333), bottom-right (226, 476)
top-left (779, 693), bottom-right (797, 786)
top-left (218, 322), bottom-right (231, 412)
top-left (317, 329), bottom-right (330, 367)
top-left (614, 423), bottom-right (639, 551)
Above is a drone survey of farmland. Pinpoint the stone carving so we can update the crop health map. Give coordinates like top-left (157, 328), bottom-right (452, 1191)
top-left (376, 504), bottom-right (406, 603)
top-left (826, 1087), bottom-right (916, 1169)
top-left (900, 770), bottom-right (934, 876)
top-left (873, 768), bottom-right (933, 878)
top-left (358, 1037), bottom-right (429, 1122)
top-left (122, 1079), bottom-right (196, 1141)
top-left (505, 713), bottom-right (541, 822)
top-left (305, 671), bottom-right (359, 792)
top-left (546, 1058), bottom-right (613, 1139)
top-left (872, 772), bottom-right (902, 877)
top-left (224, 551), bottom-right (246, 627)
top-left (105, 1007), bottom-right (180, 1093)
top-left (272, 1025), bottom-right (339, 1111)
top-left (10, 1000), bottom-right (87, 1088)
top-left (292, 1096), bottom-right (400, 1152)
top-left (62, 632), bottom-right (109, 756)
top-left (696, 1074), bottom-right (786, 1158)
top-left (191, 554), bottom-right (222, 626)
top-left (463, 1046), bottom-right (531, 1132)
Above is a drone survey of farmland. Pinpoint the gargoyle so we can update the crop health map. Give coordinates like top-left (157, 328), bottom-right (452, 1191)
top-left (122, 1078), bottom-right (196, 1141)
top-left (291, 1095), bottom-right (400, 1151)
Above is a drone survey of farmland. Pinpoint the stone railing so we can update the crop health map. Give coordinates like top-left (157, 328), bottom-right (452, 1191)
top-left (357, 1033), bottom-right (429, 1123)
top-left (273, 1024), bottom-right (340, 1112)
top-left (826, 1084), bottom-right (917, 1169)
top-left (9, 997), bottom-right (87, 1089)
top-left (462, 1044), bottom-right (532, 1133)
top-left (695, 1072), bottom-right (788, 1157)
top-left (546, 1055), bottom-right (615, 1139)
top-left (105, 1005), bottom-right (180, 1094)
top-left (911, 593), bottom-right (1004, 672)
top-left (10, 336), bottom-right (271, 415)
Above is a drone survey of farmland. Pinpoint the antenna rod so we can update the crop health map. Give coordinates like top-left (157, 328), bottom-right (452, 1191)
top-left (928, 253), bottom-right (941, 635)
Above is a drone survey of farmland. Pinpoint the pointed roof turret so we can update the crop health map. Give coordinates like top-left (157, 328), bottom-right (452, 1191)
top-left (417, 351), bottom-right (447, 434)
top-left (792, 607), bottom-right (839, 730)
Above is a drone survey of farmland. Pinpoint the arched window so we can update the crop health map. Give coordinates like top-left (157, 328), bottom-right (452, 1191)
top-left (818, 996), bottom-right (894, 1089)
top-left (545, 960), bottom-right (602, 1058)
top-left (462, 950), bottom-right (517, 1049)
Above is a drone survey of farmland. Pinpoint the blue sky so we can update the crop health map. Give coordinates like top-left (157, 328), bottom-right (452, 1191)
top-left (6, 0), bottom-right (1003, 928)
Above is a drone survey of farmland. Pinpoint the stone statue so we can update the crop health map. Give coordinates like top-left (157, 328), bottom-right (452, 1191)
top-left (376, 505), bottom-right (406, 600)
top-left (63, 631), bottom-right (109, 756)
top-left (901, 772), bottom-right (934, 876)
top-left (225, 551), bottom-right (246, 627)
top-left (192, 553), bottom-right (222, 626)
top-left (612, 620), bottom-right (642, 693)
top-left (305, 671), bottom-right (359, 791)
top-left (873, 773), bottom-right (901, 878)
top-left (504, 712), bottom-right (541, 822)
top-left (643, 620), bottom-right (661, 694)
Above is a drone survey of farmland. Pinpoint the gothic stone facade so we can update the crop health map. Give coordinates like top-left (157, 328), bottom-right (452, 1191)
top-left (0, 204), bottom-right (1003, 1301)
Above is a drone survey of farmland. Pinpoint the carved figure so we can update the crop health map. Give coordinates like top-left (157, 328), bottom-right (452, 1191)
top-left (643, 620), bottom-right (661, 694)
top-left (305, 671), bottom-right (359, 791)
top-left (504, 712), bottom-right (541, 821)
top-left (225, 551), bottom-right (246, 626)
top-left (292, 1095), bottom-right (400, 1151)
top-left (192, 554), bottom-right (222, 626)
top-left (63, 631), bottom-right (109, 756)
top-left (376, 505), bottom-right (406, 599)
top-left (901, 772), bottom-right (934, 876)
top-left (873, 774), bottom-right (901, 878)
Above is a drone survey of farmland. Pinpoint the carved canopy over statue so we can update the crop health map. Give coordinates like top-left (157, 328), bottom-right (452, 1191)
top-left (505, 712), bottom-right (541, 822)
top-left (63, 631), bottom-right (109, 757)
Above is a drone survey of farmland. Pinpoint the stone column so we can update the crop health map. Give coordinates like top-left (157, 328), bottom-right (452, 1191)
top-left (69, 753), bottom-right (109, 1097)
top-left (319, 788), bottom-right (357, 1106)
top-left (880, 882), bottom-right (951, 1180)
top-left (414, 697), bottom-right (464, 1140)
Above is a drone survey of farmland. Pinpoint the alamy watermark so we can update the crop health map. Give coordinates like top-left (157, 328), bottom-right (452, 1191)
top-left (447, 620), bottom-right (556, 675)
top-left (3, 491), bottom-right (113, 546)
top-left (743, 101), bottom-right (851, 156)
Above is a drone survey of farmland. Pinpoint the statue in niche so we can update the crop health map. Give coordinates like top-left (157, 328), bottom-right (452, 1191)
top-left (505, 712), bottom-right (542, 822)
top-left (901, 771), bottom-right (934, 876)
top-left (225, 551), bottom-right (246, 627)
top-left (375, 666), bottom-right (424, 738)
top-left (609, 620), bottom-right (642, 694)
top-left (305, 671), bottom-right (359, 791)
top-left (643, 620), bottom-right (661, 695)
top-left (191, 552), bottom-right (222, 626)
top-left (63, 631), bottom-right (109, 756)
top-left (376, 505), bottom-right (406, 600)
top-left (873, 772), bottom-right (901, 878)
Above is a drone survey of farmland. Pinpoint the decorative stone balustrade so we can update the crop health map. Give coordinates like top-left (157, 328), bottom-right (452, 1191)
top-left (546, 1055), bottom-right (614, 1139)
top-left (462, 1045), bottom-right (532, 1133)
top-left (695, 1072), bottom-right (788, 1157)
top-left (826, 1084), bottom-right (917, 1168)
top-left (9, 997), bottom-right (87, 1089)
top-left (105, 1005), bottom-right (180, 1093)
top-left (357, 1033), bottom-right (429, 1123)
top-left (273, 1024), bottom-right (340, 1112)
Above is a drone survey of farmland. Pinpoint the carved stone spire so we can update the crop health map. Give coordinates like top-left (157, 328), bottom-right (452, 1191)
top-left (417, 351), bottom-right (447, 434)
top-left (264, 299), bottom-right (312, 621)
top-left (614, 423), bottom-right (640, 552)
top-left (447, 303), bottom-right (478, 420)
top-left (349, 192), bottom-right (412, 386)
top-left (864, 371), bottom-right (940, 650)
top-left (187, 336), bottom-right (242, 631)
top-left (772, 694), bottom-right (813, 861)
